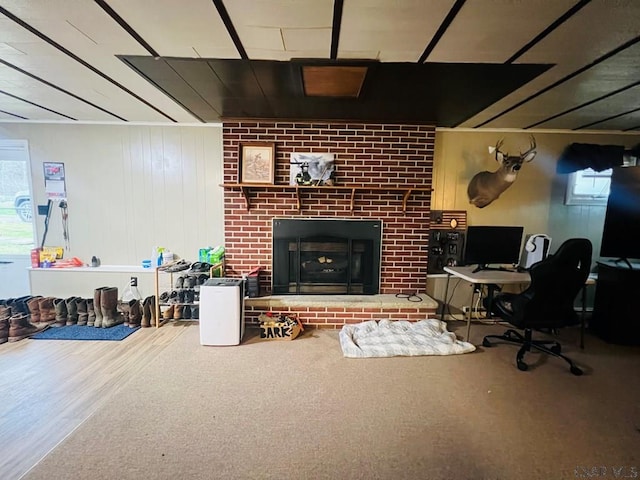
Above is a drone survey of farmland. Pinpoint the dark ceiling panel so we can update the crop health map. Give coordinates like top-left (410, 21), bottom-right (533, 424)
top-left (120, 56), bottom-right (221, 121)
top-left (121, 56), bottom-right (552, 126)
top-left (206, 59), bottom-right (264, 97)
top-left (164, 58), bottom-right (228, 113)
top-left (250, 60), bottom-right (303, 97)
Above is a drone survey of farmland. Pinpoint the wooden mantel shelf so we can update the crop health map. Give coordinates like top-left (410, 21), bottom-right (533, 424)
top-left (220, 183), bottom-right (432, 213)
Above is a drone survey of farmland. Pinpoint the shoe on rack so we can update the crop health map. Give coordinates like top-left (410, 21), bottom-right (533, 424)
top-left (184, 289), bottom-right (195, 304)
top-left (189, 262), bottom-right (212, 274)
top-left (178, 290), bottom-right (186, 304)
top-left (169, 290), bottom-right (179, 304)
top-left (162, 305), bottom-right (174, 320)
top-left (188, 262), bottom-right (202, 273)
top-left (184, 276), bottom-right (197, 288)
top-left (174, 276), bottom-right (185, 289)
top-left (160, 260), bottom-right (191, 273)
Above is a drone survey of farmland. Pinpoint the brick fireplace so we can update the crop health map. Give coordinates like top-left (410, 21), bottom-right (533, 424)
top-left (222, 121), bottom-right (436, 327)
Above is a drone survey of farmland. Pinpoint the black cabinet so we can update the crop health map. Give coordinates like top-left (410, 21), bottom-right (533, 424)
top-left (591, 261), bottom-right (640, 345)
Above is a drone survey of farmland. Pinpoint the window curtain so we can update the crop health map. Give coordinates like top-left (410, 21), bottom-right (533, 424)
top-left (556, 143), bottom-right (625, 174)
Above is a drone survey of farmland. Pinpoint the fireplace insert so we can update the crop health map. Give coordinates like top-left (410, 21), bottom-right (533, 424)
top-left (272, 219), bottom-right (382, 294)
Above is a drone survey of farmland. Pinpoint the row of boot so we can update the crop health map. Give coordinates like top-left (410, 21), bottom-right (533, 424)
top-left (0, 288), bottom-right (158, 344)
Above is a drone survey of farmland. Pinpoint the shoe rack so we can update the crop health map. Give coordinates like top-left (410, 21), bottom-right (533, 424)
top-left (153, 267), bottom-right (211, 327)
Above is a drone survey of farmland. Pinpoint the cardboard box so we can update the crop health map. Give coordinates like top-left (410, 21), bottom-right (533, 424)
top-left (258, 313), bottom-right (302, 341)
top-left (40, 246), bottom-right (63, 263)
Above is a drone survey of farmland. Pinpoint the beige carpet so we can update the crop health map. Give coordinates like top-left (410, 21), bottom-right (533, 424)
top-left (23, 323), bottom-right (640, 480)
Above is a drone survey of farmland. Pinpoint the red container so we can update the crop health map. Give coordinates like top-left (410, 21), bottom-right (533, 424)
top-left (30, 248), bottom-right (41, 268)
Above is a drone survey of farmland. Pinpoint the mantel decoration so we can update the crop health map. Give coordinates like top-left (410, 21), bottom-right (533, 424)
top-left (289, 152), bottom-right (335, 186)
top-left (240, 142), bottom-right (275, 184)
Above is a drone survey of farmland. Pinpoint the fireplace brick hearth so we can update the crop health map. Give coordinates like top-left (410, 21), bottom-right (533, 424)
top-left (222, 120), bottom-right (436, 327)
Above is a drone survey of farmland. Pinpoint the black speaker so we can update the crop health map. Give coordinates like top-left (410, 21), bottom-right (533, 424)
top-left (427, 230), bottom-right (465, 274)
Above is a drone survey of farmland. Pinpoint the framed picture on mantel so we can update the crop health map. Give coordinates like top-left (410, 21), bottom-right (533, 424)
top-left (240, 142), bottom-right (275, 184)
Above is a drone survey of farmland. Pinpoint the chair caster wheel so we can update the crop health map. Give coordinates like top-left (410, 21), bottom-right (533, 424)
top-left (570, 366), bottom-right (583, 376)
top-left (482, 338), bottom-right (492, 347)
top-left (517, 360), bottom-right (528, 371)
top-left (550, 344), bottom-right (562, 354)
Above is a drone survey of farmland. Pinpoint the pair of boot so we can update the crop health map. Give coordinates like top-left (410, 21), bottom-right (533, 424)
top-left (111, 295), bottom-right (157, 328)
top-left (118, 299), bottom-right (142, 328)
top-left (52, 296), bottom-right (86, 327)
top-left (24, 296), bottom-right (57, 327)
top-left (0, 305), bottom-right (48, 343)
top-left (93, 287), bottom-right (124, 328)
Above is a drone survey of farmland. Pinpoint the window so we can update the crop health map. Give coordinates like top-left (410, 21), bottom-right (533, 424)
top-left (564, 153), bottom-right (639, 206)
top-left (0, 140), bottom-right (35, 255)
top-left (564, 168), bottom-right (612, 206)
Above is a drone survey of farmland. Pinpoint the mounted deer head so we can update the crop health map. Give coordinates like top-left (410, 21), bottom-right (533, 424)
top-left (467, 136), bottom-right (537, 208)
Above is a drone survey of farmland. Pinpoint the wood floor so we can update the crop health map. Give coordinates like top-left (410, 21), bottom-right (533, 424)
top-left (0, 322), bottom-right (192, 480)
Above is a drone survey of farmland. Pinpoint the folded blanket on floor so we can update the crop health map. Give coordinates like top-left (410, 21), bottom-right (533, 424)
top-left (339, 319), bottom-right (476, 358)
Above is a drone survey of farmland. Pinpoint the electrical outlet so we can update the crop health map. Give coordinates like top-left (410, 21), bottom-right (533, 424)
top-left (462, 306), bottom-right (486, 314)
top-left (130, 276), bottom-right (137, 287)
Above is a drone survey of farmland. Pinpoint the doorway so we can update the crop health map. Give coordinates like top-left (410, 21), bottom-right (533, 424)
top-left (0, 139), bottom-right (34, 298)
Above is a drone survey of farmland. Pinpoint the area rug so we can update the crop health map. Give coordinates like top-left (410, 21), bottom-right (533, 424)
top-left (339, 318), bottom-right (476, 358)
top-left (30, 324), bottom-right (140, 341)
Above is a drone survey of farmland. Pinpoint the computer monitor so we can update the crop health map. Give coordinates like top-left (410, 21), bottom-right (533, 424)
top-left (463, 226), bottom-right (524, 272)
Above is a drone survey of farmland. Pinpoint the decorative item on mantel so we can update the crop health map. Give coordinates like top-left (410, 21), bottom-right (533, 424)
top-left (240, 142), bottom-right (276, 184)
top-left (290, 153), bottom-right (336, 186)
top-left (258, 312), bottom-right (303, 341)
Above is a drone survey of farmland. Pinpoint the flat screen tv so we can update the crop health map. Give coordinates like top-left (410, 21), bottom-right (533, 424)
top-left (600, 166), bottom-right (640, 264)
top-left (463, 226), bottom-right (524, 272)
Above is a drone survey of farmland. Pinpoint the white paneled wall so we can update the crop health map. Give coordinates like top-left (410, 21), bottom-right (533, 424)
top-left (0, 123), bottom-right (224, 268)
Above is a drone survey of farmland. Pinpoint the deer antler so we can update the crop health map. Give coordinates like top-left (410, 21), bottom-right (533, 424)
top-left (520, 135), bottom-right (537, 162)
top-left (493, 139), bottom-right (506, 163)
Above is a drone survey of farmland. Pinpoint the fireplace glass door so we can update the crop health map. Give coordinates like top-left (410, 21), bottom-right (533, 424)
top-left (273, 219), bottom-right (381, 294)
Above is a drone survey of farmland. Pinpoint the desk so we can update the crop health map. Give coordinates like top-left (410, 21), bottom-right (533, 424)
top-left (443, 266), bottom-right (529, 343)
top-left (442, 266), bottom-right (596, 346)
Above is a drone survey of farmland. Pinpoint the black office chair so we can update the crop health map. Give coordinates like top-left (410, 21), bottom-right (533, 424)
top-left (482, 238), bottom-right (592, 375)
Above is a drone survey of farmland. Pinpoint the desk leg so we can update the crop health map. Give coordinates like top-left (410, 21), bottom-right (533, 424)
top-left (580, 284), bottom-right (587, 350)
top-left (441, 273), bottom-right (451, 320)
top-left (465, 287), bottom-right (475, 343)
